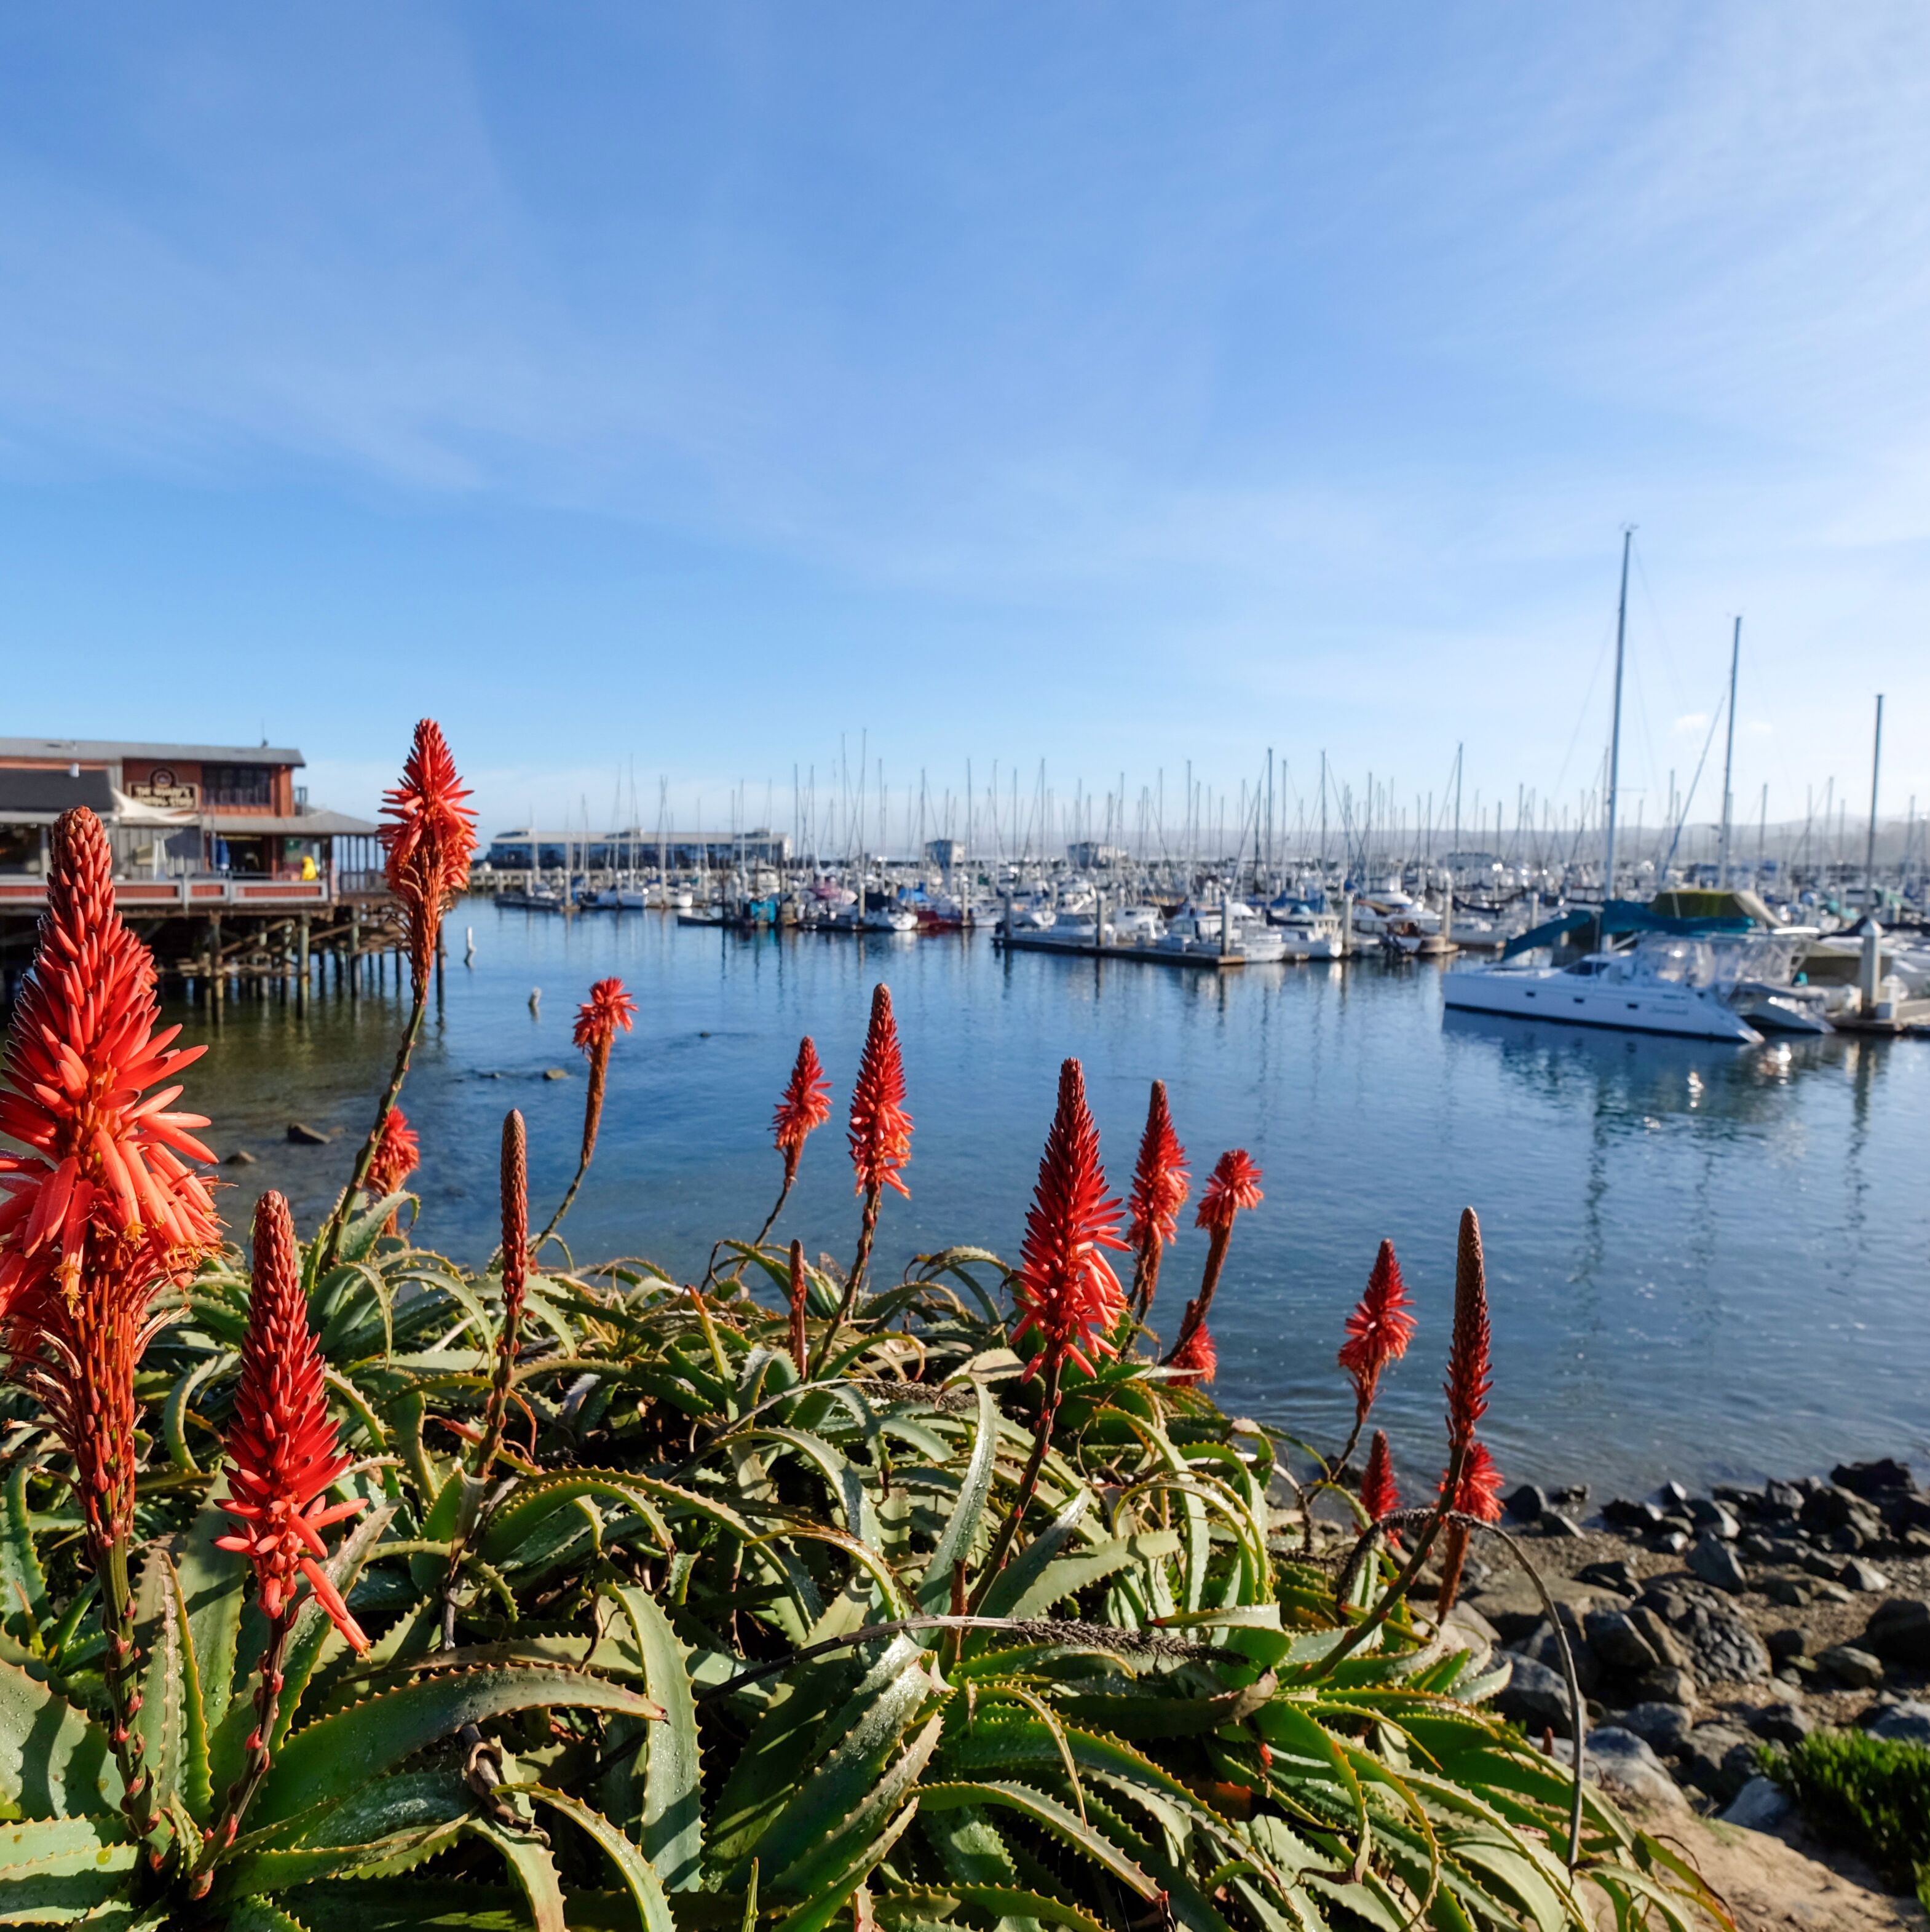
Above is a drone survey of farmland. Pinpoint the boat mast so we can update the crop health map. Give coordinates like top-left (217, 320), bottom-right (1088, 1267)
top-left (1865, 692), bottom-right (1885, 906)
top-left (1602, 526), bottom-right (1633, 902)
top-left (1718, 616), bottom-right (1740, 888)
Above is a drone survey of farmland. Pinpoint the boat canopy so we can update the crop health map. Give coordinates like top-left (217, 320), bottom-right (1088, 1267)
top-left (1500, 898), bottom-right (1756, 961)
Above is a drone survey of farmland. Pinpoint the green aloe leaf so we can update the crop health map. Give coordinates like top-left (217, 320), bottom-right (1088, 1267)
top-left (0, 1816), bottom-right (140, 1922)
top-left (916, 1381), bottom-right (997, 1613)
top-left (1, 1456), bottom-right (51, 1641)
top-left (248, 1665), bottom-right (663, 1832)
top-left (466, 1815), bottom-right (566, 1932)
top-left (0, 1657), bottom-right (122, 1818)
top-left (131, 1550), bottom-right (210, 1823)
top-left (511, 1784), bottom-right (674, 1932)
top-left (917, 1780), bottom-right (1160, 1900)
top-left (599, 1586), bottom-right (703, 1890)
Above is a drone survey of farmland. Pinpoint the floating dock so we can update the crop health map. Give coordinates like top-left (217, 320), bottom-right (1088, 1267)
top-left (994, 931), bottom-right (1248, 970)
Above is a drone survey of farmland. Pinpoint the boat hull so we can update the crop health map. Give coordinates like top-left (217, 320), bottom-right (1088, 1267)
top-left (1441, 966), bottom-right (1762, 1042)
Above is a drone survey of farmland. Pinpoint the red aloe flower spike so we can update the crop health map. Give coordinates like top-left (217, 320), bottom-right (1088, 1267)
top-left (214, 1192), bottom-right (369, 1648)
top-left (1168, 1319), bottom-right (1217, 1389)
top-left (364, 1107), bottom-right (420, 1202)
top-left (848, 985), bottom-right (912, 1203)
top-left (323, 722), bottom-right (476, 1270)
top-left (1164, 1149), bottom-right (1261, 1369)
top-left (773, 1037), bottom-right (833, 1187)
top-left (381, 719), bottom-right (478, 989)
top-left (832, 984), bottom-right (911, 1335)
top-left (1011, 1058), bottom-right (1129, 1380)
top-left (1362, 1429), bottom-right (1399, 1534)
top-left (538, 977), bottom-right (636, 1247)
top-left (973, 1059), bottom-right (1125, 1608)
top-left (1338, 1238), bottom-right (1415, 1425)
top-left (1437, 1206), bottom-right (1498, 1615)
top-left (788, 1238), bottom-right (809, 1381)
top-left (475, 1111), bottom-right (528, 1478)
top-left (0, 808), bottom-right (220, 1851)
top-left (1126, 1079), bottom-right (1188, 1318)
top-left (757, 1036), bottom-right (833, 1251)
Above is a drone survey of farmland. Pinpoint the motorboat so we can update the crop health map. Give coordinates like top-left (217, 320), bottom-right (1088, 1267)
top-left (1442, 935), bottom-right (1763, 1042)
top-left (1268, 893), bottom-right (1346, 959)
top-left (861, 904), bottom-right (919, 933)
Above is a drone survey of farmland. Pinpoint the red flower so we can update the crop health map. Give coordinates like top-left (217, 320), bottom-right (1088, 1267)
top-left (1441, 1439), bottom-right (1503, 1524)
top-left (1196, 1150), bottom-right (1263, 1231)
top-left (1444, 1208), bottom-right (1492, 1451)
top-left (772, 1037), bottom-right (833, 1186)
top-left (364, 1107), bottom-right (420, 1200)
top-left (0, 809), bottom-right (219, 1545)
top-left (1126, 1080), bottom-right (1189, 1252)
top-left (1362, 1426), bottom-right (1400, 1518)
top-left (848, 985), bottom-right (912, 1200)
top-left (1168, 1319), bottom-right (1217, 1388)
top-left (1011, 1059), bottom-right (1129, 1379)
top-left (572, 978), bottom-right (637, 1053)
top-left (215, 1193), bottom-right (368, 1649)
top-left (571, 978), bottom-right (635, 1167)
top-left (1337, 1239), bottom-right (1415, 1422)
top-left (380, 721), bottom-right (477, 983)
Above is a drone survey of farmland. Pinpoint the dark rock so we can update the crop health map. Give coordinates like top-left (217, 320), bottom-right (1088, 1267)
top-left (1745, 1701), bottom-right (1813, 1748)
top-left (1818, 1644), bottom-right (1885, 1689)
top-left (287, 1121), bottom-right (331, 1144)
top-left (1462, 1576), bottom-right (1596, 1645)
top-left (1800, 1484), bottom-right (1885, 1544)
top-left (1688, 1498), bottom-right (1741, 1540)
top-left (1538, 1510), bottom-right (1585, 1539)
top-left (224, 1148), bottom-right (257, 1165)
top-left (1827, 1524), bottom-right (1872, 1555)
top-left (1604, 1497), bottom-right (1663, 1529)
top-left (1656, 1529), bottom-right (1691, 1556)
top-left (1764, 1626), bottom-right (1807, 1663)
top-left (1863, 1596), bottom-right (1930, 1666)
top-left (1832, 1458), bottom-right (1913, 1497)
top-left (1642, 1585), bottom-right (1772, 1685)
top-left (1763, 1576), bottom-right (1819, 1608)
top-left (1520, 1620), bottom-right (1600, 1695)
top-left (1586, 1609), bottom-right (1663, 1675)
top-left (1633, 1666), bottom-right (1699, 1706)
top-left (1721, 1776), bottom-right (1793, 1831)
top-left (1549, 1483), bottom-right (1589, 1508)
top-left (1626, 1605), bottom-right (1690, 1671)
top-left (1576, 1558), bottom-right (1640, 1598)
top-left (1679, 1724), bottom-right (1760, 1801)
top-left (1758, 1479), bottom-right (1805, 1521)
top-left (1617, 1701), bottom-right (1693, 1752)
top-left (1584, 1727), bottom-right (1685, 1808)
top-left (1837, 1558), bottom-right (1891, 1594)
top-left (1687, 1536), bottom-right (1749, 1594)
top-left (1656, 1480), bottom-right (1691, 1511)
top-left (1715, 1481), bottom-right (1766, 1515)
top-left (1801, 1549), bottom-right (1846, 1579)
top-left (1496, 1652), bottom-right (1573, 1733)
top-left (1865, 1701), bottom-right (1930, 1746)
top-left (1505, 1483), bottom-right (1549, 1521)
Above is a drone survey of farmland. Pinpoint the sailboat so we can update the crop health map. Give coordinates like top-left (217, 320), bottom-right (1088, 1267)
top-left (1441, 532), bottom-right (1765, 1043)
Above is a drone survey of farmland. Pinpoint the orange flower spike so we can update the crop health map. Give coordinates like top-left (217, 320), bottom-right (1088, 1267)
top-left (364, 1107), bottom-right (420, 1200)
top-left (1362, 1429), bottom-right (1399, 1527)
top-left (571, 977), bottom-right (635, 1167)
top-left (1444, 1439), bottom-right (1504, 1524)
top-left (379, 720), bottom-right (477, 986)
top-left (848, 985), bottom-right (912, 1200)
top-left (0, 808), bottom-right (218, 1325)
top-left (772, 1037), bottom-right (833, 1188)
top-left (214, 1193), bottom-right (369, 1650)
top-left (1168, 1319), bottom-right (1217, 1389)
top-left (1338, 1238), bottom-right (1416, 1423)
top-left (1195, 1149), bottom-right (1263, 1231)
top-left (1011, 1058), bottom-right (1129, 1379)
top-left (1125, 1079), bottom-right (1188, 1317)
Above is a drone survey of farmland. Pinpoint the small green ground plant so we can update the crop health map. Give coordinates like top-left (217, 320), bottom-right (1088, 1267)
top-left (1769, 1730), bottom-right (1930, 1912)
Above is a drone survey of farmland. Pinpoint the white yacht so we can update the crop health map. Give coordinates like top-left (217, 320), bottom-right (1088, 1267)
top-left (1442, 936), bottom-right (1763, 1042)
top-left (1268, 895), bottom-right (1347, 959)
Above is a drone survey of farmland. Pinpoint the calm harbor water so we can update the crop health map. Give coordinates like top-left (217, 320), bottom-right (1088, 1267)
top-left (170, 910), bottom-right (1929, 1499)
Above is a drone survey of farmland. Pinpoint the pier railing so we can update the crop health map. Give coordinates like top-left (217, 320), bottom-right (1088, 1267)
top-left (0, 873), bottom-right (379, 913)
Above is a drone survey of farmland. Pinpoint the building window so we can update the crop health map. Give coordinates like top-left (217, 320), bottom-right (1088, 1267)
top-left (202, 764), bottom-right (274, 808)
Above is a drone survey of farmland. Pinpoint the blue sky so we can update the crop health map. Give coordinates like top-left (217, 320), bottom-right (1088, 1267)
top-left (2, 5), bottom-right (1926, 842)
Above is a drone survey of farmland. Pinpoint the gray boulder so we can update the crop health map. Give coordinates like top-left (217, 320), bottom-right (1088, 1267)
top-left (1837, 1558), bottom-right (1891, 1593)
top-left (1496, 1651), bottom-right (1573, 1733)
top-left (1519, 1620), bottom-right (1600, 1695)
top-left (1584, 1727), bottom-right (1686, 1809)
top-left (1720, 1775), bottom-right (1793, 1831)
top-left (1616, 1701), bottom-right (1694, 1752)
top-left (1632, 1665), bottom-right (1699, 1706)
top-left (1586, 1609), bottom-right (1661, 1675)
top-left (1866, 1701), bottom-right (1930, 1746)
top-left (1864, 1596), bottom-right (1930, 1666)
top-left (1642, 1585), bottom-right (1771, 1685)
top-left (1688, 1498), bottom-right (1740, 1540)
top-left (1818, 1644), bottom-right (1885, 1689)
top-left (1687, 1535), bottom-right (1749, 1594)
top-left (1679, 1724), bottom-right (1760, 1802)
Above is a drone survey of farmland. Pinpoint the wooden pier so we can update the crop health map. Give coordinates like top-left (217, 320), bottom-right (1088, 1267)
top-left (994, 930), bottom-right (1247, 969)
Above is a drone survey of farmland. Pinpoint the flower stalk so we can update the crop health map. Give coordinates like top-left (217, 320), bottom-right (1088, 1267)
top-left (1163, 1150), bottom-right (1261, 1371)
top-left (756, 1037), bottom-right (832, 1248)
top-left (1126, 1080), bottom-right (1188, 1321)
top-left (539, 978), bottom-right (636, 1248)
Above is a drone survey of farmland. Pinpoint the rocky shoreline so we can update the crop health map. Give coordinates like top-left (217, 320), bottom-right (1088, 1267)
top-left (1437, 1455), bottom-right (1930, 1834)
